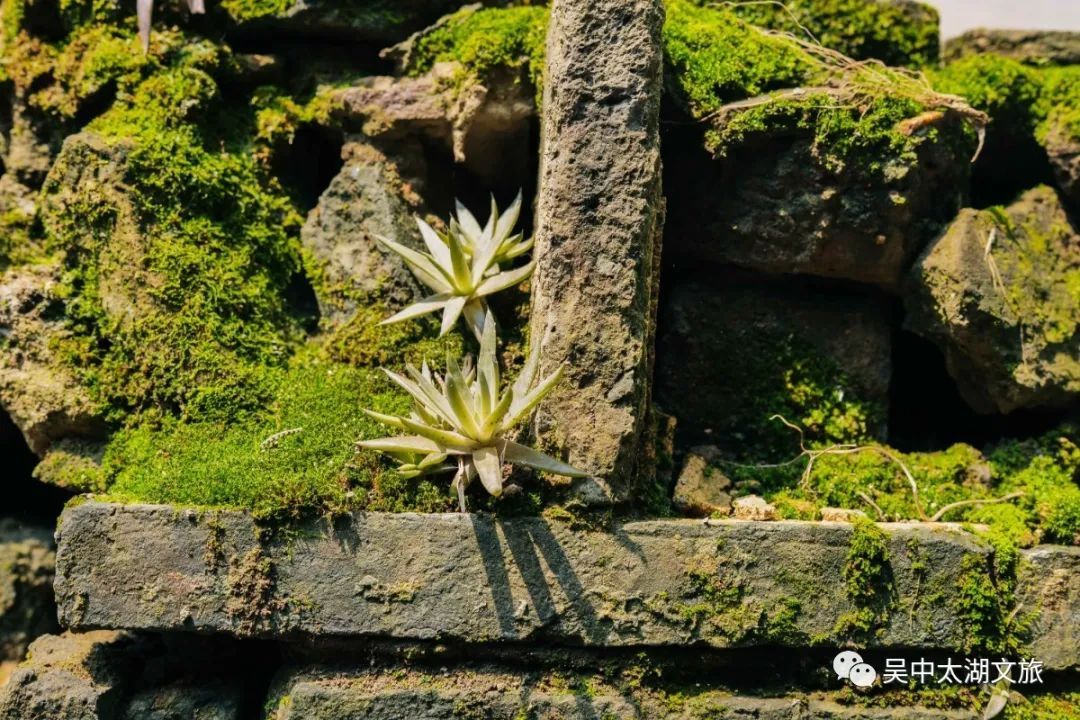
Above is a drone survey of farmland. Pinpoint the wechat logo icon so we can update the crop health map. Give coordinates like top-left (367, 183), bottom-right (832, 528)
top-left (833, 650), bottom-right (878, 688)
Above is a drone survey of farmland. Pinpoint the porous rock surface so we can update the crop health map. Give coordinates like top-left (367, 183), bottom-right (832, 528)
top-left (266, 666), bottom-right (976, 720)
top-left (300, 141), bottom-right (423, 324)
top-left (1044, 118), bottom-right (1080, 209)
top-left (1019, 544), bottom-right (1080, 671)
top-left (665, 106), bottom-right (970, 290)
top-left (54, 501), bottom-right (1077, 665)
top-left (905, 185), bottom-right (1080, 414)
top-left (527, 0), bottom-right (666, 504)
top-left (0, 263), bottom-right (103, 456)
top-left (672, 446), bottom-right (733, 517)
top-left (0, 520), bottom-right (56, 667)
top-left (944, 29), bottom-right (1080, 66)
top-left (0, 631), bottom-right (135, 720)
top-left (0, 630), bottom-right (244, 720)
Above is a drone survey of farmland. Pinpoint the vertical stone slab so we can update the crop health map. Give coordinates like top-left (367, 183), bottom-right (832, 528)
top-left (528, 0), bottom-right (665, 504)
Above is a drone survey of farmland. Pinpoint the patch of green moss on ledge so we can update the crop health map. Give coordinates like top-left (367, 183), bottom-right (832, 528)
top-left (741, 424), bottom-right (1080, 547)
top-left (97, 353), bottom-right (456, 519)
top-left (721, 0), bottom-right (940, 69)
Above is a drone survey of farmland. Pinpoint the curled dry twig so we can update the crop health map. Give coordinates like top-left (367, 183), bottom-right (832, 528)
top-left (929, 492), bottom-right (1026, 523)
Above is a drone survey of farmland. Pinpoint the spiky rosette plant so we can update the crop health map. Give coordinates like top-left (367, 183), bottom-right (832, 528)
top-left (377, 192), bottom-right (534, 341)
top-left (358, 311), bottom-right (586, 511)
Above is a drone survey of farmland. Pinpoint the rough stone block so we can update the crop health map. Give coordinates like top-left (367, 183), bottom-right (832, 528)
top-left (0, 631), bottom-right (135, 720)
top-left (266, 666), bottom-right (977, 719)
top-left (944, 29), bottom-right (1080, 66)
top-left (0, 630), bottom-right (247, 719)
top-left (55, 502), bottom-right (1078, 668)
top-left (904, 186), bottom-right (1080, 414)
top-left (0, 520), bottom-right (56, 665)
top-left (301, 142), bottom-right (424, 324)
top-left (527, 0), bottom-right (665, 504)
top-left (1019, 544), bottom-right (1080, 671)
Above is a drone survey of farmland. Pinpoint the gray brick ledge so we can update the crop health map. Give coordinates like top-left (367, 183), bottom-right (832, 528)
top-left (53, 502), bottom-right (1078, 668)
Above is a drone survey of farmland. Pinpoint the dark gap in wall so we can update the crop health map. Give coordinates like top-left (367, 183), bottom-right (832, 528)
top-left (223, 33), bottom-right (394, 79)
top-left (968, 135), bottom-right (1056, 210)
top-left (0, 408), bottom-right (69, 525)
top-left (423, 115), bottom-right (542, 236)
top-left (887, 327), bottom-right (1076, 452)
top-left (270, 123), bottom-right (345, 214)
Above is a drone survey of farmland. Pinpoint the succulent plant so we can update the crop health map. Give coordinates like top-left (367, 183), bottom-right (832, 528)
top-left (377, 192), bottom-right (534, 341)
top-left (358, 311), bottom-right (586, 511)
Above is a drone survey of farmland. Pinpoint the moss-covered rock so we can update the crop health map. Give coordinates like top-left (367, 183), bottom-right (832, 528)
top-left (38, 48), bottom-right (307, 423)
top-left (97, 354), bottom-right (458, 519)
top-left (399, 4), bottom-right (548, 101)
top-left (663, 0), bottom-right (976, 288)
top-left (1039, 65), bottom-right (1080, 207)
top-left (905, 185), bottom-right (1080, 414)
top-left (931, 55), bottom-right (1080, 206)
top-left (300, 140), bottom-right (422, 326)
top-left (727, 0), bottom-right (940, 68)
top-left (931, 54), bottom-right (1048, 203)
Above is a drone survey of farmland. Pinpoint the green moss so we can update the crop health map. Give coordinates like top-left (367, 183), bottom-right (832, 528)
top-left (951, 550), bottom-right (1016, 654)
top-left (835, 517), bottom-right (893, 637)
top-left (27, 25), bottom-right (147, 119)
top-left (710, 92), bottom-right (927, 175)
top-left (404, 5), bottom-right (548, 101)
top-left (321, 303), bottom-right (464, 370)
top-left (56, 0), bottom-right (125, 31)
top-left (726, 0), bottom-right (940, 68)
top-left (664, 0), bottom-right (812, 115)
top-left (251, 85), bottom-right (339, 166)
top-left (1004, 693), bottom-right (1080, 720)
top-left (32, 439), bottom-right (106, 493)
top-left (1039, 65), bottom-right (1080, 143)
top-left (979, 193), bottom-right (1080, 349)
top-left (218, 0), bottom-right (290, 23)
top-left (761, 425), bottom-right (1080, 548)
top-left (988, 429), bottom-right (1080, 545)
top-left (932, 54), bottom-right (1044, 138)
top-left (666, 0), bottom-right (968, 178)
top-left (99, 355), bottom-right (456, 519)
top-left (0, 0), bottom-right (25, 44)
top-left (41, 47), bottom-right (306, 425)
